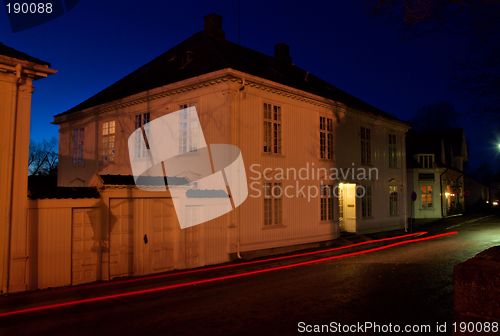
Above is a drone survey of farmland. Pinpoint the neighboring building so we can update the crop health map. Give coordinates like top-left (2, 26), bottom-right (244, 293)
top-left (490, 181), bottom-right (500, 206)
top-left (406, 128), bottom-right (468, 219)
top-left (0, 44), bottom-right (55, 293)
top-left (52, 14), bottom-right (409, 282)
top-left (464, 175), bottom-right (489, 213)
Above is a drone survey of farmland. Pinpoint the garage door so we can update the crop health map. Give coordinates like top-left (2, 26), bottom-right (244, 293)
top-left (109, 198), bottom-right (176, 278)
top-left (72, 208), bottom-right (99, 285)
top-left (109, 199), bottom-right (134, 278)
top-left (145, 198), bottom-right (176, 274)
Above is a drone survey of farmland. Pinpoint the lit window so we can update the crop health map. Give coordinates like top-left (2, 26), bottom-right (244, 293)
top-left (102, 121), bottom-right (116, 162)
top-left (389, 185), bottom-right (398, 216)
top-left (388, 134), bottom-right (398, 168)
top-left (421, 184), bottom-right (433, 209)
top-left (72, 127), bottom-right (84, 167)
top-left (360, 127), bottom-right (371, 165)
top-left (264, 182), bottom-right (282, 226)
top-left (320, 116), bottom-right (334, 160)
top-left (263, 103), bottom-right (281, 154)
top-left (320, 184), bottom-right (334, 221)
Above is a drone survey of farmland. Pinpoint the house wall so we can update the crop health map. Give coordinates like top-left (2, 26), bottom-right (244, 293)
top-left (233, 83), bottom-right (340, 252)
top-left (56, 70), bottom-right (409, 265)
top-left (408, 167), bottom-right (467, 220)
top-left (336, 110), bottom-right (408, 233)
top-left (463, 177), bottom-right (489, 212)
top-left (58, 80), bottom-right (234, 187)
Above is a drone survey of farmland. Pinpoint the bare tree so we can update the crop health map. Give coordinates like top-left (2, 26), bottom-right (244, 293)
top-left (28, 137), bottom-right (58, 175)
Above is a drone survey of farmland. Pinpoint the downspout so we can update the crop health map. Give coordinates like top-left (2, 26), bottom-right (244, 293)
top-left (5, 64), bottom-right (24, 292)
top-left (439, 168), bottom-right (448, 218)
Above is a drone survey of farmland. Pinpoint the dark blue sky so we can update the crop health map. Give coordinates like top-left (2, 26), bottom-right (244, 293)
top-left (1, 0), bottom-right (498, 170)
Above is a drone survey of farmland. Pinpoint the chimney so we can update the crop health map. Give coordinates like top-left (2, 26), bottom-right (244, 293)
top-left (274, 43), bottom-right (292, 64)
top-left (204, 13), bottom-right (225, 39)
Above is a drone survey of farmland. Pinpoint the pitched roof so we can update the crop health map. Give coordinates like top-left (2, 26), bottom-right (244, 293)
top-left (406, 128), bottom-right (467, 169)
top-left (56, 31), bottom-right (401, 122)
top-left (0, 42), bottom-right (50, 66)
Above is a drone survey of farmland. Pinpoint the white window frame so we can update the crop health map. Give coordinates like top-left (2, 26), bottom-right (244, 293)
top-left (264, 182), bottom-right (283, 226)
top-left (417, 154), bottom-right (434, 169)
top-left (134, 112), bottom-right (150, 158)
top-left (263, 103), bottom-right (282, 154)
top-left (360, 127), bottom-right (371, 166)
top-left (320, 183), bottom-right (334, 221)
top-left (179, 103), bottom-right (199, 154)
top-left (320, 116), bottom-right (333, 160)
top-left (71, 127), bottom-right (84, 167)
top-left (361, 184), bottom-right (372, 218)
top-left (102, 120), bottom-right (116, 162)
top-left (389, 185), bottom-right (398, 216)
top-left (388, 133), bottom-right (398, 168)
top-left (420, 184), bottom-right (433, 209)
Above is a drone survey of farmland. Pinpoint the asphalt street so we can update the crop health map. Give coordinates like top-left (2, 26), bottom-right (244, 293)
top-left (0, 215), bottom-right (498, 336)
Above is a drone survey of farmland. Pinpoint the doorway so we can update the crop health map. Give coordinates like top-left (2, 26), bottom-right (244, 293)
top-left (338, 183), bottom-right (357, 233)
top-left (109, 198), bottom-right (177, 278)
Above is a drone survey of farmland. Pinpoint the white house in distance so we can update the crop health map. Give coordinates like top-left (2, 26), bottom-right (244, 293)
top-left (50, 14), bottom-right (409, 284)
top-left (406, 128), bottom-right (468, 220)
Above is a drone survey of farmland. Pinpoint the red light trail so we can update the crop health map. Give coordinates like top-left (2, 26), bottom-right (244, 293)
top-left (57, 231), bottom-right (427, 290)
top-left (0, 231), bottom-right (457, 318)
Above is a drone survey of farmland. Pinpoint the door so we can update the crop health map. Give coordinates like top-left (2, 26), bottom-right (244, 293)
top-left (109, 198), bottom-right (177, 278)
top-left (109, 199), bottom-right (134, 278)
top-left (143, 199), bottom-right (177, 274)
top-left (72, 208), bottom-right (99, 285)
top-left (339, 183), bottom-right (357, 233)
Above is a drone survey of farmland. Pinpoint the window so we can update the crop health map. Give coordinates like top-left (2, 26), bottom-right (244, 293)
top-left (264, 182), bottom-right (282, 226)
top-left (179, 104), bottom-right (199, 153)
top-left (102, 121), bottom-right (115, 161)
top-left (417, 154), bottom-right (434, 169)
top-left (320, 184), bottom-right (334, 221)
top-left (360, 127), bottom-right (371, 165)
top-left (388, 133), bottom-right (397, 168)
top-left (263, 103), bottom-right (281, 154)
top-left (134, 112), bottom-right (150, 158)
top-left (361, 184), bottom-right (372, 218)
top-left (320, 116), bottom-right (333, 159)
top-left (421, 184), bottom-right (433, 209)
top-left (389, 185), bottom-right (398, 216)
top-left (71, 127), bottom-right (84, 167)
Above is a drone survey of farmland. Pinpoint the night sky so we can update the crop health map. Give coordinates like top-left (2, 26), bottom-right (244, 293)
top-left (1, 0), bottom-right (498, 171)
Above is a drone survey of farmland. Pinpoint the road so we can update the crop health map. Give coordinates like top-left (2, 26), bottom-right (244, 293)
top-left (0, 215), bottom-right (499, 335)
